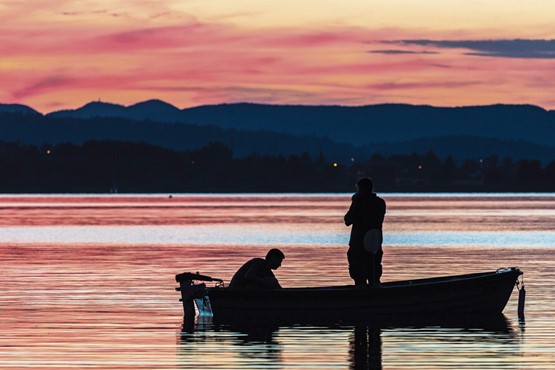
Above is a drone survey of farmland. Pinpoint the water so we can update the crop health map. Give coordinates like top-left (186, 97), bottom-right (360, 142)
top-left (1, 193), bottom-right (554, 369)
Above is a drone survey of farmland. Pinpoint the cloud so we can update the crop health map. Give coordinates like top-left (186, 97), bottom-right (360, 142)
top-left (369, 50), bottom-right (437, 55)
top-left (5, 6), bottom-right (555, 111)
top-left (13, 76), bottom-right (74, 99)
top-left (143, 85), bottom-right (326, 105)
top-left (365, 80), bottom-right (482, 91)
top-left (60, 10), bottom-right (109, 16)
top-left (95, 23), bottom-right (370, 53)
top-left (390, 39), bottom-right (555, 59)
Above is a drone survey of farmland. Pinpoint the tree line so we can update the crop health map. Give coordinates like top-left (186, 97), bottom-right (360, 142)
top-left (0, 140), bottom-right (553, 193)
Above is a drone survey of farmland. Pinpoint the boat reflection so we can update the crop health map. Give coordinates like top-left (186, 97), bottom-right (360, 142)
top-left (179, 316), bottom-right (282, 366)
top-left (178, 313), bottom-right (515, 369)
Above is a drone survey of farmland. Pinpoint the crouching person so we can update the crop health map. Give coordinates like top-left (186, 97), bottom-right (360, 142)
top-left (229, 248), bottom-right (285, 289)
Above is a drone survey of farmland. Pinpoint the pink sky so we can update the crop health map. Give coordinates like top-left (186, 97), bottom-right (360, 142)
top-left (1, 0), bottom-right (555, 112)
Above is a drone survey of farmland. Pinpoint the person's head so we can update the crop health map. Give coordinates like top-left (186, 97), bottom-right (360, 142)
top-left (356, 177), bottom-right (374, 193)
top-left (265, 248), bottom-right (285, 270)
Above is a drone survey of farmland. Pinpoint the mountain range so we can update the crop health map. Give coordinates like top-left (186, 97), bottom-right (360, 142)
top-left (1, 100), bottom-right (554, 162)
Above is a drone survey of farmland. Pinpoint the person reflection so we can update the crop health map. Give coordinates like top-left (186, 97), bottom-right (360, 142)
top-left (350, 323), bottom-right (382, 370)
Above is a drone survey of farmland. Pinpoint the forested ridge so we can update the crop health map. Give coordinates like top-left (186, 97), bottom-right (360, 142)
top-left (1, 140), bottom-right (553, 193)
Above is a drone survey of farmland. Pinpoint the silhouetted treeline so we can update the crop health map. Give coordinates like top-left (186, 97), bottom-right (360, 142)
top-left (0, 140), bottom-right (553, 193)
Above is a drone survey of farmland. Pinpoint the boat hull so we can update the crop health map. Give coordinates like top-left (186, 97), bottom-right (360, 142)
top-left (203, 268), bottom-right (522, 321)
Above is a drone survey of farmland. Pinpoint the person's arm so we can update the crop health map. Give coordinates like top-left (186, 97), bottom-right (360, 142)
top-left (264, 275), bottom-right (281, 289)
top-left (344, 194), bottom-right (359, 226)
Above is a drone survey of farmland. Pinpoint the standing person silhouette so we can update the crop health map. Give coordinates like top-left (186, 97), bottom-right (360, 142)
top-left (344, 177), bottom-right (386, 287)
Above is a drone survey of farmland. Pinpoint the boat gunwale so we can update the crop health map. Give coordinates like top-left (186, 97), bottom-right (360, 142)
top-left (207, 267), bottom-right (522, 293)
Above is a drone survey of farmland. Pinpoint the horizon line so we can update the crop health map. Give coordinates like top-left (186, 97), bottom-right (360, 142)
top-left (0, 99), bottom-right (549, 115)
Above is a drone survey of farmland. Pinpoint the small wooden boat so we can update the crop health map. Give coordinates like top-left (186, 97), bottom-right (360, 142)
top-left (175, 268), bottom-right (523, 323)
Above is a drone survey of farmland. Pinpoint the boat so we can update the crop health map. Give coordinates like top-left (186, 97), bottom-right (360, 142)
top-left (175, 267), bottom-right (524, 323)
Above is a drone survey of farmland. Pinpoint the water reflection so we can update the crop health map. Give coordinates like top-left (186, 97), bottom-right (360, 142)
top-left (1, 193), bottom-right (553, 247)
top-left (179, 317), bottom-right (282, 368)
top-left (2, 194), bottom-right (553, 368)
top-left (178, 314), bottom-right (516, 369)
top-left (350, 325), bottom-right (382, 369)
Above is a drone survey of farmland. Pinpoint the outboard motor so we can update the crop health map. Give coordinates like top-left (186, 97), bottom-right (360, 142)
top-left (175, 272), bottom-right (223, 318)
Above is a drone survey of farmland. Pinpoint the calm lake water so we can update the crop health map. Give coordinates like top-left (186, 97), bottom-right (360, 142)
top-left (1, 193), bottom-right (554, 369)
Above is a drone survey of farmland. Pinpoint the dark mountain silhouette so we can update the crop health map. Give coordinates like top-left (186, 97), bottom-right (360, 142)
top-left (179, 103), bottom-right (555, 148)
top-left (1, 100), bottom-right (554, 162)
top-left (0, 112), bottom-right (353, 160)
top-left (127, 99), bottom-right (182, 121)
top-left (0, 103), bottom-right (41, 116)
top-left (48, 99), bottom-right (183, 122)
top-left (44, 100), bottom-right (555, 148)
top-left (48, 101), bottom-right (128, 119)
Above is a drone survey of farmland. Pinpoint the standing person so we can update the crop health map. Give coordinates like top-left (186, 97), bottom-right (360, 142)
top-left (344, 177), bottom-right (386, 287)
top-left (229, 248), bottom-right (285, 289)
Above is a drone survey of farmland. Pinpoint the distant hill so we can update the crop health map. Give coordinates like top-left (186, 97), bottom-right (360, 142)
top-left (43, 100), bottom-right (555, 148)
top-left (1, 100), bottom-right (554, 162)
top-left (47, 99), bottom-right (183, 122)
top-left (49, 101), bottom-right (127, 119)
top-left (0, 103), bottom-right (41, 116)
top-left (179, 103), bottom-right (555, 148)
top-left (0, 112), bottom-right (353, 160)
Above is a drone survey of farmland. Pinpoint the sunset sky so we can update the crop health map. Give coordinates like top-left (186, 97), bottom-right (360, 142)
top-left (2, 0), bottom-right (555, 112)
